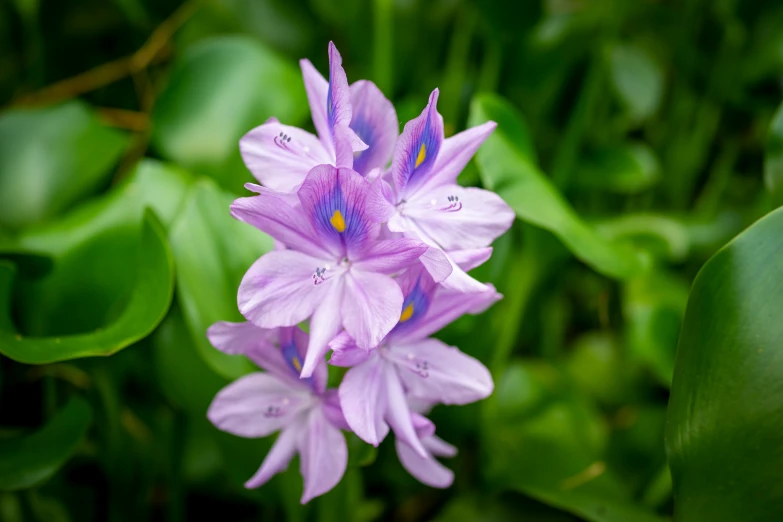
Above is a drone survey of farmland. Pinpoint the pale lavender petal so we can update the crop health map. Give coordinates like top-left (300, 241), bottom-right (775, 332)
top-left (415, 120), bottom-right (497, 195)
top-left (245, 423), bottom-right (299, 488)
top-left (297, 165), bottom-right (380, 257)
top-left (418, 246), bottom-right (452, 283)
top-left (207, 373), bottom-right (310, 438)
top-left (238, 250), bottom-right (333, 329)
top-left (339, 354), bottom-right (389, 446)
top-left (385, 364), bottom-right (427, 457)
top-left (239, 122), bottom-right (331, 193)
top-left (328, 333), bottom-right (371, 367)
top-left (449, 247), bottom-right (493, 272)
top-left (352, 238), bottom-right (427, 274)
top-left (411, 412), bottom-right (435, 439)
top-left (366, 175), bottom-right (396, 222)
top-left (389, 266), bottom-right (436, 339)
top-left (395, 437), bottom-right (454, 488)
top-left (440, 255), bottom-right (494, 293)
top-left (425, 435), bottom-right (457, 458)
top-left (321, 389), bottom-right (351, 430)
top-left (341, 270), bottom-right (403, 349)
top-left (300, 58), bottom-right (331, 156)
top-left (299, 407), bottom-right (348, 503)
top-left (243, 183), bottom-right (301, 206)
top-left (390, 338), bottom-right (494, 405)
top-left (326, 42), bottom-right (353, 132)
top-left (391, 89), bottom-right (444, 197)
top-left (301, 275), bottom-right (344, 378)
top-left (231, 194), bottom-right (327, 259)
top-left (207, 321), bottom-right (293, 383)
top-left (280, 327), bottom-right (325, 393)
top-left (350, 80), bottom-right (399, 175)
top-left (333, 124), bottom-right (355, 169)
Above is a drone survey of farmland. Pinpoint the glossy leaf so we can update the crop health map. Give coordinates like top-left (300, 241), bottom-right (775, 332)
top-left (0, 397), bottom-right (92, 491)
top-left (0, 211), bottom-right (174, 363)
top-left (169, 179), bottom-right (274, 379)
top-left (666, 207), bottom-right (783, 520)
top-left (764, 100), bottom-right (783, 207)
top-left (576, 143), bottom-right (661, 194)
top-left (469, 94), bottom-right (645, 280)
top-left (0, 101), bottom-right (128, 230)
top-left (151, 36), bottom-right (308, 192)
top-left (607, 44), bottom-right (663, 122)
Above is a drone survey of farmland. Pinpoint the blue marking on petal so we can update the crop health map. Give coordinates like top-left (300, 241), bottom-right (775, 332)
top-left (350, 115), bottom-right (374, 174)
top-left (391, 275), bottom-right (432, 335)
top-left (282, 338), bottom-right (314, 387)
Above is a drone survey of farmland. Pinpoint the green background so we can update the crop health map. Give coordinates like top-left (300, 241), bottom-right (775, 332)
top-left (1, 0), bottom-right (783, 520)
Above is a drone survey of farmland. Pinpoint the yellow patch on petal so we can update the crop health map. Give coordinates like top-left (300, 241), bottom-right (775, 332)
top-left (415, 143), bottom-right (427, 168)
top-left (292, 355), bottom-right (302, 372)
top-left (400, 303), bottom-right (414, 322)
top-left (330, 209), bottom-right (346, 232)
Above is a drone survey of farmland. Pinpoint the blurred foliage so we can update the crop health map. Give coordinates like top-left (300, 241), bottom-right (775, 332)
top-left (0, 0), bottom-right (782, 520)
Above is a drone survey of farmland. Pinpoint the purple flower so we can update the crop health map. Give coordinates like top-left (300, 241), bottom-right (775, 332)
top-left (396, 410), bottom-right (458, 488)
top-left (330, 263), bottom-right (499, 456)
top-left (240, 42), bottom-right (397, 192)
top-left (232, 164), bottom-right (428, 378)
top-left (206, 321), bottom-right (349, 503)
top-left (375, 90), bottom-right (515, 291)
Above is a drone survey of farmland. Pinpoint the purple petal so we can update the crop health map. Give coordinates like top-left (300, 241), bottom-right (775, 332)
top-left (301, 275), bottom-right (345, 378)
top-left (238, 250), bottom-right (333, 329)
top-left (326, 42), bottom-right (353, 133)
top-left (449, 247), bottom-right (493, 272)
top-left (240, 121), bottom-right (332, 193)
top-left (341, 270), bottom-right (403, 349)
top-left (391, 89), bottom-right (444, 197)
top-left (389, 267), bottom-right (437, 339)
top-left (403, 185), bottom-right (515, 250)
top-left (389, 338), bottom-right (494, 405)
top-left (300, 58), bottom-right (331, 156)
top-left (231, 193), bottom-right (327, 259)
top-left (339, 354), bottom-right (389, 445)
top-left (321, 389), bottom-right (351, 431)
top-left (299, 407), bottom-right (348, 503)
top-left (439, 257), bottom-right (493, 293)
top-left (415, 120), bottom-right (497, 196)
top-left (297, 165), bottom-right (381, 257)
top-left (418, 246), bottom-right (453, 283)
top-left (245, 423), bottom-right (299, 488)
top-left (350, 80), bottom-right (399, 175)
top-left (385, 364), bottom-right (428, 458)
top-left (352, 238), bottom-right (427, 274)
top-left (207, 373), bottom-right (310, 438)
top-left (425, 435), bottom-right (457, 458)
top-left (207, 321), bottom-right (294, 383)
top-left (328, 333), bottom-right (371, 367)
top-left (395, 437), bottom-right (454, 488)
top-left (411, 411), bottom-right (435, 439)
top-left (366, 175), bottom-right (396, 222)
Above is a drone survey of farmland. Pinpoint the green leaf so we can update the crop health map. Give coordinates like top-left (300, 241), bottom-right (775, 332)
top-left (764, 100), bottom-right (783, 207)
top-left (469, 94), bottom-right (645, 280)
top-left (0, 101), bottom-right (128, 229)
top-left (0, 397), bottom-right (92, 491)
top-left (169, 178), bottom-right (274, 379)
top-left (0, 210), bottom-right (174, 363)
top-left (576, 143), bottom-right (661, 194)
top-left (606, 44), bottom-right (663, 122)
top-left (666, 207), bottom-right (783, 520)
top-left (151, 36), bottom-right (308, 192)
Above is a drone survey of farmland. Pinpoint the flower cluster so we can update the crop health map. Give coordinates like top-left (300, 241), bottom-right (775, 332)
top-left (206, 42), bottom-right (514, 503)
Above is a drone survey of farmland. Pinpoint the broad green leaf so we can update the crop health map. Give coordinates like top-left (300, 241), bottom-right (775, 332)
top-left (594, 214), bottom-right (690, 262)
top-left (0, 101), bottom-right (128, 229)
top-left (469, 94), bottom-right (645, 280)
top-left (151, 36), bottom-right (308, 192)
top-left (764, 100), bottom-right (783, 207)
top-left (607, 44), bottom-right (663, 122)
top-left (0, 210), bottom-right (173, 363)
top-left (666, 207), bottom-right (783, 521)
top-left (169, 179), bottom-right (274, 379)
top-left (576, 143), bottom-right (660, 194)
top-left (0, 397), bottom-right (92, 491)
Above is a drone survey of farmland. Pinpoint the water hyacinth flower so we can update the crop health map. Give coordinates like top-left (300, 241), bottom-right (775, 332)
top-left (240, 42), bottom-right (397, 193)
top-left (232, 164), bottom-right (428, 378)
top-left (206, 322), bottom-right (349, 503)
top-left (330, 263), bottom-right (499, 456)
top-left (379, 90), bottom-right (515, 291)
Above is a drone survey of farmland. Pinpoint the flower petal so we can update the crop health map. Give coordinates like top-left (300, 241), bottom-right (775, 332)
top-left (416, 120), bottom-right (497, 195)
top-left (300, 57), bottom-right (331, 155)
top-left (341, 270), bottom-right (403, 349)
top-left (338, 354), bottom-right (389, 445)
top-left (298, 165), bottom-right (380, 257)
top-left (449, 247), bottom-right (494, 272)
top-left (385, 365), bottom-right (428, 458)
top-left (207, 321), bottom-right (294, 382)
top-left (245, 423), bottom-right (300, 488)
top-left (395, 436), bottom-right (454, 488)
top-left (352, 238), bottom-right (427, 274)
top-left (350, 80), bottom-right (399, 175)
top-left (207, 373), bottom-right (310, 438)
top-left (239, 121), bottom-right (331, 193)
top-left (301, 274), bottom-right (344, 378)
top-left (231, 193), bottom-right (327, 259)
top-left (425, 435), bottom-right (457, 458)
top-left (328, 332), bottom-right (371, 367)
top-left (299, 406), bottom-right (348, 503)
top-left (391, 89), bottom-right (444, 197)
top-left (238, 250), bottom-right (333, 329)
top-left (405, 185), bottom-right (515, 251)
top-left (321, 389), bottom-right (351, 431)
top-left (418, 246), bottom-right (452, 283)
top-left (390, 338), bottom-right (494, 405)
